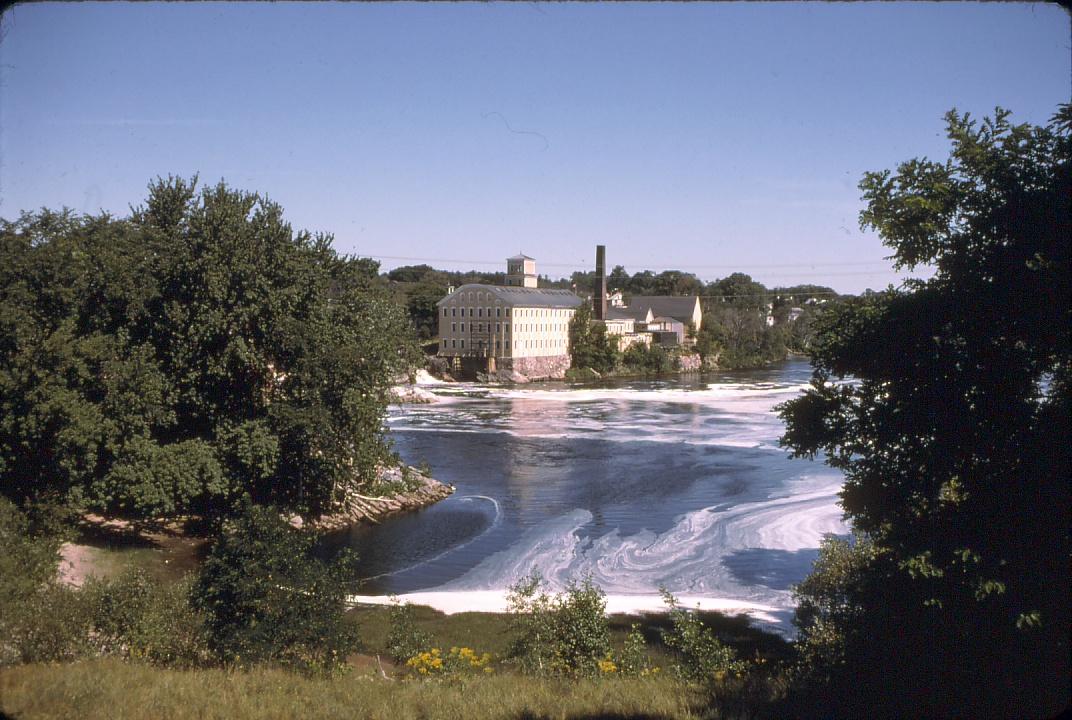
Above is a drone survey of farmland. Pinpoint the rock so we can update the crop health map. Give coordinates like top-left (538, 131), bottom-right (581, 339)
top-left (309, 464), bottom-right (455, 531)
top-left (388, 384), bottom-right (438, 404)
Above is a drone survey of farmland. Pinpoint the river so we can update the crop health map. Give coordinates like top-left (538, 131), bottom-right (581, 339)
top-left (336, 359), bottom-right (848, 634)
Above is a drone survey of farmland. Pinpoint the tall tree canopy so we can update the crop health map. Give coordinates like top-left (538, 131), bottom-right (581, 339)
top-left (780, 107), bottom-right (1070, 718)
top-left (0, 177), bottom-right (418, 519)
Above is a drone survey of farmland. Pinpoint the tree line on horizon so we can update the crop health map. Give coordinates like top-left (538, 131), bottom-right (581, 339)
top-left (383, 262), bottom-right (842, 368)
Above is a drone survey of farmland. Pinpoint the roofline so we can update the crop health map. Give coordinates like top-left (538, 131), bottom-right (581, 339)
top-left (436, 283), bottom-right (583, 308)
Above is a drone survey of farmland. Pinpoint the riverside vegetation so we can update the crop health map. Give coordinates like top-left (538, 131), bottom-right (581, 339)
top-left (386, 260), bottom-right (836, 374)
top-left (2, 105), bottom-right (1069, 719)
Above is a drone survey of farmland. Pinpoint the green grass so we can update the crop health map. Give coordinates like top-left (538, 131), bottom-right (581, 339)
top-left (22, 522), bottom-right (793, 719)
top-left (346, 604), bottom-right (791, 669)
top-left (0, 659), bottom-right (707, 720)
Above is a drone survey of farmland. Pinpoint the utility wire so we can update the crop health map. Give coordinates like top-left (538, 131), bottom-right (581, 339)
top-left (361, 253), bottom-right (897, 274)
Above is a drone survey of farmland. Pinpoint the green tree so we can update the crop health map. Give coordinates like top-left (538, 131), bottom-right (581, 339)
top-left (621, 342), bottom-right (673, 374)
top-left (607, 264), bottom-right (630, 292)
top-left (191, 502), bottom-right (359, 672)
top-left (568, 303), bottom-right (619, 374)
top-left (651, 270), bottom-right (705, 297)
top-left (780, 107), bottom-right (1070, 718)
top-left (0, 176), bottom-right (419, 519)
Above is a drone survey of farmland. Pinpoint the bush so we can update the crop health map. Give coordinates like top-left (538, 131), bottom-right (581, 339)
top-left (660, 588), bottom-right (745, 683)
top-left (507, 573), bottom-right (610, 677)
top-left (0, 497), bottom-right (94, 664)
top-left (617, 623), bottom-right (658, 676)
top-left (84, 569), bottom-right (210, 667)
top-left (190, 502), bottom-right (360, 672)
top-left (386, 599), bottom-right (433, 664)
top-left (622, 343), bottom-right (673, 374)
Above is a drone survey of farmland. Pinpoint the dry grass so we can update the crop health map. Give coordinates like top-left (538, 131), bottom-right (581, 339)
top-left (0, 659), bottom-right (706, 720)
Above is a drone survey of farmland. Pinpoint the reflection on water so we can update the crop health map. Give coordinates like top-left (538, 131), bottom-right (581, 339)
top-left (325, 360), bottom-right (847, 626)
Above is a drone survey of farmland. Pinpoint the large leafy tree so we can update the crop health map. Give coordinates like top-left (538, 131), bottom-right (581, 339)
top-left (568, 303), bottom-right (620, 374)
top-left (780, 107), bottom-right (1070, 718)
top-left (0, 177), bottom-right (418, 519)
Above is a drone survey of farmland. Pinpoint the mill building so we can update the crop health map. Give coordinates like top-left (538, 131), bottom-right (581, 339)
top-left (436, 255), bottom-right (583, 380)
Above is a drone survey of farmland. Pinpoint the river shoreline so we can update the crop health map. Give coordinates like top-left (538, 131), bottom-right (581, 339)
top-left (56, 464), bottom-right (455, 587)
top-left (310, 468), bottom-right (455, 531)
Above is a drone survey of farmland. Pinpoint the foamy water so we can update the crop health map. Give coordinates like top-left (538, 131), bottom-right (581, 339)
top-left (336, 360), bottom-right (847, 635)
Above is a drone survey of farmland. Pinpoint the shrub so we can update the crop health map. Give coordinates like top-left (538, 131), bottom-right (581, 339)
top-left (0, 497), bottom-right (93, 664)
top-left (84, 568), bottom-right (210, 667)
top-left (622, 343), bottom-right (673, 374)
top-left (660, 588), bottom-right (745, 683)
top-left (507, 573), bottom-right (610, 677)
top-left (386, 599), bottom-right (433, 664)
top-left (190, 501), bottom-right (360, 672)
top-left (617, 623), bottom-right (657, 676)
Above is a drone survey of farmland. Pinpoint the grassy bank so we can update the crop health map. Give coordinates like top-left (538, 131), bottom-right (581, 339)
top-left (0, 603), bottom-right (791, 720)
top-left (346, 603), bottom-right (791, 669)
top-left (0, 659), bottom-right (707, 720)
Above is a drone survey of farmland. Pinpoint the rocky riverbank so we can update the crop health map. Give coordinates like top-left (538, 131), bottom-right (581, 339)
top-left (309, 467), bottom-right (455, 531)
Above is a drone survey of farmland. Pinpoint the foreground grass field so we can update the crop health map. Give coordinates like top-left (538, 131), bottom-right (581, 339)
top-left (1, 604), bottom-right (792, 720)
top-left (4, 519), bottom-right (792, 719)
top-left (0, 659), bottom-right (708, 720)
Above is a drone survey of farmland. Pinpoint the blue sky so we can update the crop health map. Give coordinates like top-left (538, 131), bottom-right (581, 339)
top-left (2, 2), bottom-right (1068, 293)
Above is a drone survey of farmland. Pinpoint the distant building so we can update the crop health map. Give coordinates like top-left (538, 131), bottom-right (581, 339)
top-left (647, 316), bottom-right (687, 347)
top-left (603, 307), bottom-right (650, 351)
top-left (623, 296), bottom-right (702, 334)
top-left (586, 246), bottom-right (703, 349)
top-left (437, 256), bottom-right (582, 379)
top-left (504, 254), bottom-right (538, 288)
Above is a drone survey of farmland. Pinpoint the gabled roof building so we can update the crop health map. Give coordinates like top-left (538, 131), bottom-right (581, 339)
top-left (621, 296), bottom-right (702, 332)
top-left (437, 256), bottom-right (582, 380)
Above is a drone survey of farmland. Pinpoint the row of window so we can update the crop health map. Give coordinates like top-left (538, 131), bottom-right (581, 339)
top-left (446, 322), bottom-right (568, 334)
top-left (446, 306), bottom-right (503, 318)
top-left (443, 306), bottom-right (572, 318)
top-left (441, 338), bottom-right (568, 350)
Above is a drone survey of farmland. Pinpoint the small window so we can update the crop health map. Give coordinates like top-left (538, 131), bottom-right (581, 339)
top-left (442, 339), bottom-right (447, 347)
top-left (461, 323), bottom-right (465, 332)
top-left (452, 307), bottom-right (456, 317)
top-left (469, 308), bottom-right (474, 317)
top-left (496, 323), bottom-right (501, 332)
top-left (478, 308), bottom-right (483, 317)
top-left (461, 339), bottom-right (465, 348)
top-left (451, 323), bottom-right (456, 332)
top-left (451, 339), bottom-right (456, 348)
top-left (496, 307), bottom-right (501, 317)
top-left (496, 340), bottom-right (501, 349)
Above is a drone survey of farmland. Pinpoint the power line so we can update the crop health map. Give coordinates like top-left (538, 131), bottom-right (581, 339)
top-left (363, 253), bottom-right (895, 272)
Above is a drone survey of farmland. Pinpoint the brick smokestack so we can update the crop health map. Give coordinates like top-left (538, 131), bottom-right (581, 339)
top-left (594, 245), bottom-right (608, 320)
